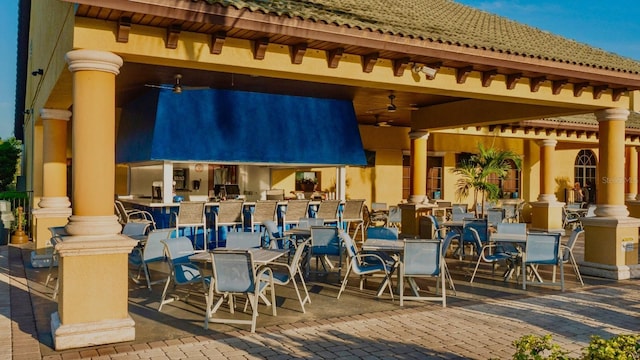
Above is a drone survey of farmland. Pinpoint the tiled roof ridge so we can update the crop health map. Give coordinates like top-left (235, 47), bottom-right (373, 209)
top-left (198, 0), bottom-right (640, 74)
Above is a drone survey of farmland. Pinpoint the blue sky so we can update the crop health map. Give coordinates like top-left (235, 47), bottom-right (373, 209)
top-left (0, 1), bottom-right (639, 140)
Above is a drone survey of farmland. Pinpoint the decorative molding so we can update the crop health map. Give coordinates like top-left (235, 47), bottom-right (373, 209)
top-left (40, 109), bottom-right (72, 121)
top-left (362, 52), bottom-right (379, 73)
top-left (209, 31), bottom-right (226, 55)
top-left (290, 43), bottom-right (307, 64)
top-left (573, 82), bottom-right (589, 97)
top-left (481, 69), bottom-right (498, 87)
top-left (552, 79), bottom-right (568, 95)
top-left (65, 50), bottom-right (123, 75)
top-left (612, 88), bottom-right (627, 102)
top-left (455, 66), bottom-right (473, 84)
top-left (116, 17), bottom-right (131, 43)
top-left (506, 73), bottom-right (522, 90)
top-left (392, 57), bottom-right (410, 77)
top-left (252, 37), bottom-right (269, 60)
top-left (326, 47), bottom-right (344, 68)
top-left (593, 85), bottom-right (608, 99)
top-left (165, 24), bottom-right (181, 49)
top-left (529, 76), bottom-right (546, 92)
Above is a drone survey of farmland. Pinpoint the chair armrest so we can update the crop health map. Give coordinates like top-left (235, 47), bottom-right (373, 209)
top-left (355, 253), bottom-right (394, 269)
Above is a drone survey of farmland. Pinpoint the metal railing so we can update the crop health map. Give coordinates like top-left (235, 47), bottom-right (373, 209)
top-left (0, 191), bottom-right (33, 236)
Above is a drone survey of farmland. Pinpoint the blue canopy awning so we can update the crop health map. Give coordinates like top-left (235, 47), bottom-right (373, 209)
top-left (117, 88), bottom-right (366, 166)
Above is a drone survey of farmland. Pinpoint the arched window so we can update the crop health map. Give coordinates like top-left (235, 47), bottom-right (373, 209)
top-left (574, 150), bottom-right (597, 203)
top-left (487, 159), bottom-right (520, 199)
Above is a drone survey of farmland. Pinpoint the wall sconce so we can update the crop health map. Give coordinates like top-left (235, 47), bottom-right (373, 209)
top-left (23, 109), bottom-right (31, 115)
top-left (412, 64), bottom-right (438, 79)
top-left (31, 69), bottom-right (43, 76)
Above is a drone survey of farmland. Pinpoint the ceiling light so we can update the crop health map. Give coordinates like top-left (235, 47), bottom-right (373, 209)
top-left (412, 64), bottom-right (438, 79)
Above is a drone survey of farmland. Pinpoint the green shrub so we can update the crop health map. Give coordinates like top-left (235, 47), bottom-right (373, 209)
top-left (511, 334), bottom-right (640, 360)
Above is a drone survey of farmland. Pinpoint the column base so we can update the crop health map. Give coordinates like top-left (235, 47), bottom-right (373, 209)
top-left (66, 215), bottom-right (122, 236)
top-left (529, 199), bottom-right (564, 233)
top-left (51, 311), bottom-right (135, 350)
top-left (408, 194), bottom-right (428, 204)
top-left (578, 261), bottom-right (640, 280)
top-left (581, 216), bottom-right (640, 271)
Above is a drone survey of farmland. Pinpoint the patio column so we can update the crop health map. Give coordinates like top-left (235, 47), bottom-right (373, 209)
top-left (530, 139), bottom-right (564, 232)
top-left (408, 130), bottom-right (429, 204)
top-left (630, 147), bottom-right (640, 217)
top-left (30, 109), bottom-right (72, 267)
top-left (625, 146), bottom-right (638, 201)
top-left (582, 108), bottom-right (640, 280)
top-left (51, 49), bottom-right (137, 350)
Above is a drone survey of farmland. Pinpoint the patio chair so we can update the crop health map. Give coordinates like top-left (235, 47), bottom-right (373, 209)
top-left (461, 218), bottom-right (489, 259)
top-left (172, 201), bottom-right (208, 251)
top-left (308, 226), bottom-right (343, 279)
top-left (122, 221), bottom-right (151, 237)
top-left (337, 230), bottom-right (395, 300)
top-left (45, 226), bottom-right (67, 300)
top-left (451, 203), bottom-right (468, 214)
top-left (281, 199), bottom-right (310, 230)
top-left (270, 238), bottom-right (312, 312)
top-left (487, 208), bottom-right (505, 228)
top-left (387, 206), bottom-right (402, 229)
top-left (562, 206), bottom-right (582, 229)
top-left (158, 237), bottom-right (209, 312)
top-left (469, 227), bottom-right (517, 283)
top-left (129, 228), bottom-right (173, 290)
top-left (340, 199), bottom-right (365, 241)
top-left (249, 200), bottom-right (278, 233)
top-left (400, 239), bottom-right (446, 307)
top-left (114, 200), bottom-right (156, 230)
top-left (556, 226), bottom-right (584, 286)
top-left (204, 249), bottom-right (276, 332)
top-left (522, 232), bottom-right (564, 291)
top-left (298, 217), bottom-right (325, 229)
top-left (503, 203), bottom-right (518, 223)
top-left (315, 200), bottom-right (341, 225)
top-left (369, 202), bottom-right (389, 226)
top-left (213, 200), bottom-right (244, 248)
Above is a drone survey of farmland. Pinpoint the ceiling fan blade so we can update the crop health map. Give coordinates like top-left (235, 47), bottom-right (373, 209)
top-left (144, 84), bottom-right (173, 90)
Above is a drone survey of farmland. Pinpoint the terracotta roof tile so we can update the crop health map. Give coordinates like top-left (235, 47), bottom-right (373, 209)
top-left (201, 0), bottom-right (640, 74)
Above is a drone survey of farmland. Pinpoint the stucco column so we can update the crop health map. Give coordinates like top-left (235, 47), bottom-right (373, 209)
top-left (625, 146), bottom-right (638, 201)
top-left (408, 130), bottom-right (429, 204)
top-left (51, 50), bottom-right (137, 350)
top-left (530, 139), bottom-right (564, 232)
top-left (30, 109), bottom-right (73, 266)
top-left (581, 108), bottom-right (640, 280)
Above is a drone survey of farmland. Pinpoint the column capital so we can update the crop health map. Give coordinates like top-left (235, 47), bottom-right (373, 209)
top-left (408, 130), bottom-right (429, 140)
top-left (65, 50), bottom-right (123, 75)
top-left (537, 139), bottom-right (558, 147)
top-left (595, 108), bottom-right (630, 122)
top-left (40, 109), bottom-right (71, 121)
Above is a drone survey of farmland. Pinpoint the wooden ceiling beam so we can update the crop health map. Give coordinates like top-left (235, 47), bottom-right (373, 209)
top-left (165, 24), bottom-right (181, 49)
top-left (506, 73), bottom-right (522, 90)
top-left (481, 69), bottom-right (498, 87)
top-left (290, 42), bottom-right (307, 64)
top-left (552, 79), bottom-right (568, 95)
top-left (362, 52), bottom-right (379, 73)
top-left (116, 16), bottom-right (131, 43)
top-left (573, 82), bottom-right (589, 97)
top-left (593, 85), bottom-right (608, 99)
top-left (209, 31), bottom-right (226, 55)
top-left (530, 76), bottom-right (546, 92)
top-left (456, 66), bottom-right (473, 84)
top-left (393, 57), bottom-right (410, 77)
top-left (327, 47), bottom-right (344, 68)
top-left (252, 37), bottom-right (269, 60)
top-left (612, 88), bottom-right (627, 102)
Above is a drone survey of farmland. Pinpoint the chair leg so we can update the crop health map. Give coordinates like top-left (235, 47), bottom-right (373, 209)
top-left (469, 257), bottom-right (483, 284)
top-left (336, 264), bottom-right (353, 299)
top-left (569, 253), bottom-right (584, 286)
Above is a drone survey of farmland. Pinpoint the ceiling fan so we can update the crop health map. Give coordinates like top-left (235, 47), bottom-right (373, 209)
top-left (144, 74), bottom-right (209, 94)
top-left (367, 92), bottom-right (418, 114)
top-left (372, 114), bottom-right (394, 127)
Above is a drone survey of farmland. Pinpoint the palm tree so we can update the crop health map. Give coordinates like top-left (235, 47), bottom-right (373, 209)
top-left (450, 144), bottom-right (521, 217)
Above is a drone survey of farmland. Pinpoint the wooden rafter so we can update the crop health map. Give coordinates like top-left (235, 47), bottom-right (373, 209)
top-left (290, 43), bottom-right (307, 64)
top-left (393, 57), bottom-right (410, 77)
top-left (253, 37), bottom-right (269, 60)
top-left (506, 73), bottom-right (522, 90)
top-left (327, 47), bottom-right (344, 68)
top-left (210, 31), bottom-right (226, 55)
top-left (593, 85), bottom-right (608, 99)
top-left (456, 66), bottom-right (473, 84)
top-left (165, 24), bottom-right (181, 49)
top-left (529, 76), bottom-right (546, 92)
top-left (612, 88), bottom-right (627, 101)
top-left (116, 16), bottom-right (131, 43)
top-left (362, 52), bottom-right (379, 73)
top-left (481, 69), bottom-right (498, 87)
top-left (573, 82), bottom-right (589, 97)
top-left (552, 79), bottom-right (568, 95)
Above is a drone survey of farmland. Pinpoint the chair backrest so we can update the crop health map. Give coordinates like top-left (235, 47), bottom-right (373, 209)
top-left (290, 239), bottom-right (310, 275)
top-left (316, 200), bottom-right (341, 221)
top-left (425, 214), bottom-right (442, 240)
top-left (284, 200), bottom-right (310, 223)
top-left (442, 231), bottom-right (460, 254)
top-left (114, 200), bottom-right (129, 224)
top-left (122, 222), bottom-right (150, 236)
top-left (585, 205), bottom-right (596, 217)
top-left (388, 206), bottom-right (402, 223)
top-left (341, 199), bottom-right (365, 221)
top-left (503, 203), bottom-right (517, 220)
top-left (525, 232), bottom-right (561, 264)
top-left (496, 223), bottom-right (527, 235)
top-left (252, 200), bottom-right (278, 223)
top-left (452, 212), bottom-right (475, 222)
top-left (188, 195), bottom-right (209, 201)
top-left (563, 227), bottom-right (584, 261)
top-left (339, 229), bottom-right (359, 260)
top-left (371, 202), bottom-right (387, 212)
top-left (143, 228), bottom-right (174, 262)
top-left (216, 200), bottom-right (244, 224)
top-left (403, 239), bottom-right (441, 276)
top-left (310, 226), bottom-right (341, 256)
top-left (436, 201), bottom-right (452, 208)
top-left (366, 226), bottom-right (398, 240)
top-left (225, 232), bottom-right (262, 249)
top-left (299, 217), bottom-right (324, 229)
top-left (452, 204), bottom-right (468, 214)
top-left (487, 208), bottom-right (505, 228)
top-left (463, 218), bottom-right (489, 244)
top-left (266, 189), bottom-right (285, 200)
top-left (210, 250), bottom-right (255, 293)
top-left (177, 201), bottom-right (206, 226)
top-left (466, 227), bottom-right (484, 255)
top-left (162, 236), bottom-right (196, 265)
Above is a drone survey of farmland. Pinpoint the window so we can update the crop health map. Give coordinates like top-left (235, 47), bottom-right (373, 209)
top-left (402, 155), bottom-right (410, 200)
top-left (574, 150), bottom-right (597, 203)
top-left (295, 171), bottom-right (320, 192)
top-left (487, 159), bottom-right (520, 198)
top-left (427, 156), bottom-right (443, 199)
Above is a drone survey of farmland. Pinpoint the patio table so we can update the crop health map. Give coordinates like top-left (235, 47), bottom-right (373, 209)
top-left (362, 239), bottom-right (404, 295)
